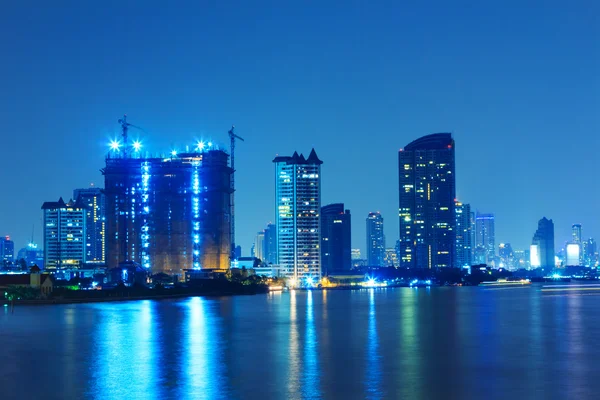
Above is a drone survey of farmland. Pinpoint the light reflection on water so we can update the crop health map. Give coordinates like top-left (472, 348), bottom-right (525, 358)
top-left (1, 287), bottom-right (600, 400)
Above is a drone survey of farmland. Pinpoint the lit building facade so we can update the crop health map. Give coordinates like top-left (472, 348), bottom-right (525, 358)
top-left (384, 248), bottom-right (399, 267)
top-left (399, 133), bottom-right (456, 268)
top-left (254, 231), bottom-right (265, 261)
top-left (263, 223), bottom-right (277, 264)
top-left (498, 243), bottom-right (515, 270)
top-left (321, 203), bottom-right (351, 274)
top-left (73, 187), bottom-right (106, 265)
top-left (366, 212), bottom-right (385, 266)
top-left (42, 198), bottom-right (87, 270)
top-left (455, 201), bottom-right (472, 267)
top-left (0, 236), bottom-right (15, 263)
top-left (475, 212), bottom-right (495, 264)
top-left (273, 149), bottom-right (322, 281)
top-left (103, 148), bottom-right (232, 277)
top-left (531, 217), bottom-right (554, 269)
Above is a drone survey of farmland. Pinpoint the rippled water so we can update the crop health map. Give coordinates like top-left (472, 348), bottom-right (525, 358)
top-left (1, 286), bottom-right (599, 400)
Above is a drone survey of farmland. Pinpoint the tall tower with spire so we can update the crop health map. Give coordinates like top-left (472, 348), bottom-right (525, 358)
top-left (273, 149), bottom-right (323, 283)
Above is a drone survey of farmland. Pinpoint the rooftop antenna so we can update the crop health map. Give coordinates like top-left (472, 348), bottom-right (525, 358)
top-left (229, 125), bottom-right (244, 261)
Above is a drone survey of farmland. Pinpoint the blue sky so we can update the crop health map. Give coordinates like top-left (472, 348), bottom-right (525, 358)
top-left (0, 1), bottom-right (598, 255)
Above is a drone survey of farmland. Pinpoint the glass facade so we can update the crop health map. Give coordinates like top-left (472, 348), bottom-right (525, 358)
top-left (273, 149), bottom-right (322, 281)
top-left (73, 187), bottom-right (106, 264)
top-left (321, 203), bottom-right (351, 274)
top-left (455, 201), bottom-right (472, 267)
top-left (41, 198), bottom-right (87, 269)
top-left (399, 133), bottom-right (456, 268)
top-left (366, 212), bottom-right (385, 267)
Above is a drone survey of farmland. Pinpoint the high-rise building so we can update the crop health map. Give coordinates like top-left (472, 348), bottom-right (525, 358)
top-left (455, 201), bottom-right (472, 267)
top-left (273, 149), bottom-right (322, 281)
top-left (384, 248), bottom-right (398, 267)
top-left (366, 212), bottom-right (385, 267)
top-left (498, 243), bottom-right (514, 270)
top-left (531, 217), bottom-right (555, 269)
top-left (17, 242), bottom-right (44, 268)
top-left (0, 236), bottom-right (15, 263)
top-left (321, 203), bottom-right (351, 275)
top-left (41, 198), bottom-right (87, 270)
top-left (583, 238), bottom-right (597, 267)
top-left (565, 243), bottom-right (581, 266)
top-left (475, 212), bottom-right (495, 264)
top-left (263, 223), bottom-right (277, 264)
top-left (73, 187), bottom-right (106, 265)
top-left (103, 148), bottom-right (232, 277)
top-left (254, 231), bottom-right (265, 261)
top-left (399, 133), bottom-right (456, 268)
top-left (572, 224), bottom-right (582, 243)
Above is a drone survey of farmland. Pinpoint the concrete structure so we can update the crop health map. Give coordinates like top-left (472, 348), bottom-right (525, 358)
top-left (42, 198), bottom-right (87, 270)
top-left (74, 187), bottom-right (106, 265)
top-left (273, 149), bottom-right (322, 281)
top-left (366, 212), bottom-right (385, 267)
top-left (321, 203), bottom-right (351, 275)
top-left (263, 223), bottom-right (277, 264)
top-left (0, 266), bottom-right (53, 296)
top-left (103, 148), bottom-right (232, 278)
top-left (399, 133), bottom-right (456, 268)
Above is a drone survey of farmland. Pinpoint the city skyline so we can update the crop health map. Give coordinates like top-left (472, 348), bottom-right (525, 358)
top-left (0, 2), bottom-right (598, 256)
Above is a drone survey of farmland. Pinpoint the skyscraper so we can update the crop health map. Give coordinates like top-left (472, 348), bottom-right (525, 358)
top-left (321, 203), bottom-right (351, 275)
top-left (498, 243), bottom-right (514, 270)
top-left (41, 198), bottom-right (87, 270)
top-left (73, 187), bottom-right (106, 265)
top-left (273, 149), bottom-right (322, 281)
top-left (0, 236), bottom-right (15, 263)
top-left (103, 148), bottom-right (232, 277)
top-left (399, 133), bottom-right (456, 268)
top-left (254, 231), bottom-right (265, 261)
top-left (263, 223), bottom-right (277, 264)
top-left (455, 201), bottom-right (472, 267)
top-left (531, 217), bottom-right (555, 269)
top-left (366, 212), bottom-right (385, 267)
top-left (475, 212), bottom-right (495, 264)
top-left (572, 224), bottom-right (582, 243)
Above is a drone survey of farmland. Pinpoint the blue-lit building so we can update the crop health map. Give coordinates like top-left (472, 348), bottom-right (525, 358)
top-left (0, 236), bottom-right (15, 264)
top-left (366, 212), bottom-right (385, 267)
top-left (41, 198), bottom-right (87, 270)
top-left (74, 187), bottom-right (106, 265)
top-left (102, 146), bottom-right (232, 278)
top-left (273, 149), bottom-right (322, 282)
top-left (455, 201), bottom-right (472, 267)
top-left (399, 133), bottom-right (456, 268)
top-left (321, 204), bottom-right (352, 274)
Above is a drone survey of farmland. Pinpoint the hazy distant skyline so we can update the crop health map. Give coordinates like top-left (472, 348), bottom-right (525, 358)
top-left (0, 1), bottom-right (598, 256)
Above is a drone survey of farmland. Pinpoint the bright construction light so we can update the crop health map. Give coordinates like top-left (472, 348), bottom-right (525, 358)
top-left (306, 277), bottom-right (314, 286)
top-left (171, 150), bottom-right (177, 156)
top-left (207, 141), bottom-right (213, 147)
top-left (196, 141), bottom-right (205, 151)
top-left (109, 140), bottom-right (121, 151)
top-left (132, 140), bottom-right (142, 152)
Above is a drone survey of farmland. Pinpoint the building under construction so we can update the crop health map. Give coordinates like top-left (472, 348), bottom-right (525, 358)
top-left (102, 146), bottom-right (232, 278)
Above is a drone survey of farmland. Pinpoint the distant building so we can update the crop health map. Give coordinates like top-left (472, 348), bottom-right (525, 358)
top-left (273, 149), bottom-right (322, 281)
top-left (384, 248), bottom-right (398, 267)
top-left (399, 133), bottom-right (456, 268)
top-left (16, 243), bottom-right (44, 268)
top-left (235, 245), bottom-right (242, 259)
top-left (263, 223), bottom-right (277, 264)
top-left (74, 187), bottom-right (106, 265)
top-left (103, 149), bottom-right (232, 277)
top-left (254, 231), bottom-right (265, 261)
top-left (0, 236), bottom-right (15, 263)
top-left (531, 217), bottom-right (555, 269)
top-left (321, 204), bottom-right (351, 275)
top-left (583, 238), bottom-right (597, 267)
top-left (41, 198), bottom-right (87, 270)
top-left (455, 201), bottom-right (472, 267)
top-left (565, 243), bottom-right (581, 266)
top-left (498, 243), bottom-right (514, 270)
top-left (572, 224), bottom-right (582, 243)
top-left (366, 212), bottom-right (385, 267)
top-left (475, 212), bottom-right (495, 264)
top-left (351, 249), bottom-right (362, 260)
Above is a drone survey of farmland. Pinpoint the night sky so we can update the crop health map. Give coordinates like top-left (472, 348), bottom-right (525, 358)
top-left (0, 1), bottom-right (598, 256)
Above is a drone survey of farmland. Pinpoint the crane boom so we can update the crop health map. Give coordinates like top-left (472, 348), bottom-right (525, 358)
top-left (229, 126), bottom-right (244, 261)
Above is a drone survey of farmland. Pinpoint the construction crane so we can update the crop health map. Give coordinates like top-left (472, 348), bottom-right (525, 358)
top-left (229, 125), bottom-right (244, 260)
top-left (118, 115), bottom-right (144, 156)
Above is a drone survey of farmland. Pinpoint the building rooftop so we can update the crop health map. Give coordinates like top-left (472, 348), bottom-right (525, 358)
top-left (41, 197), bottom-right (86, 210)
top-left (273, 148), bottom-right (323, 165)
top-left (403, 133), bottom-right (453, 151)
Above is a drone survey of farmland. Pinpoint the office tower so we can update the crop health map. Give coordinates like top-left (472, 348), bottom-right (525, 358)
top-left (475, 212), bottom-right (495, 264)
top-left (583, 238), bottom-right (597, 267)
top-left (399, 133), bottom-right (456, 268)
top-left (572, 224), bottom-right (582, 243)
top-left (103, 148), bottom-right (232, 277)
top-left (273, 149), bottom-right (322, 281)
top-left (384, 248), bottom-right (398, 267)
top-left (321, 203), bottom-right (351, 275)
top-left (73, 187), bottom-right (106, 265)
top-left (455, 201), bottom-right (472, 267)
top-left (565, 243), bottom-right (580, 266)
top-left (513, 249), bottom-right (529, 270)
top-left (41, 198), bottom-right (87, 270)
top-left (366, 212), bottom-right (385, 267)
top-left (498, 243), bottom-right (514, 270)
top-left (235, 245), bottom-right (242, 259)
top-left (530, 217), bottom-right (555, 269)
top-left (0, 236), bottom-right (15, 263)
top-left (254, 231), bottom-right (265, 261)
top-left (17, 242), bottom-right (44, 268)
top-left (263, 223), bottom-right (277, 264)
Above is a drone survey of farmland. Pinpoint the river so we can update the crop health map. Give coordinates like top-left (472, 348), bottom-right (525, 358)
top-left (1, 285), bottom-right (599, 399)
